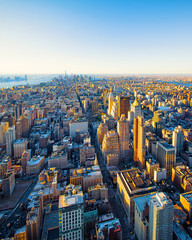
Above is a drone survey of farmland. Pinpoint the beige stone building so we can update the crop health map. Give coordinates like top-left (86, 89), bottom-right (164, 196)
top-left (134, 116), bottom-right (146, 169)
top-left (117, 168), bottom-right (156, 224)
top-left (102, 130), bottom-right (120, 161)
top-left (117, 114), bottom-right (129, 161)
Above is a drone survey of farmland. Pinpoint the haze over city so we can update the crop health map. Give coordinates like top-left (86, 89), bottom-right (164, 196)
top-left (1, 1), bottom-right (192, 240)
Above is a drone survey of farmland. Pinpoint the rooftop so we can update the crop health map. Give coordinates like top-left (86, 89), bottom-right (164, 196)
top-left (134, 192), bottom-right (156, 213)
top-left (15, 225), bottom-right (26, 235)
top-left (118, 168), bottom-right (156, 196)
top-left (181, 191), bottom-right (192, 203)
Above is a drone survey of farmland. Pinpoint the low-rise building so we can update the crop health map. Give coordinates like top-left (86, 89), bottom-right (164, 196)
top-left (88, 183), bottom-right (108, 200)
top-left (48, 150), bottom-right (70, 169)
top-left (26, 156), bottom-right (45, 175)
top-left (70, 165), bottom-right (103, 192)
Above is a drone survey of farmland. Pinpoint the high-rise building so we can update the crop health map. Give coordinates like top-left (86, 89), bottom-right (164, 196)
top-left (6, 126), bottom-right (16, 156)
top-left (131, 98), bottom-right (142, 118)
top-left (134, 116), bottom-right (146, 169)
top-left (146, 157), bottom-right (159, 179)
top-left (180, 191), bottom-right (192, 221)
top-left (118, 96), bottom-right (129, 118)
top-left (134, 192), bottom-right (173, 240)
top-left (151, 110), bottom-right (163, 138)
top-left (149, 192), bottom-right (174, 240)
top-left (0, 122), bottom-right (9, 145)
top-left (92, 99), bottom-right (99, 112)
top-left (134, 192), bottom-right (156, 240)
top-left (16, 115), bottom-right (30, 138)
top-left (102, 88), bottom-right (108, 106)
top-left (102, 130), bottom-right (120, 162)
top-left (172, 126), bottom-right (184, 155)
top-left (107, 88), bottom-right (114, 116)
top-left (59, 185), bottom-right (84, 240)
top-left (97, 123), bottom-right (108, 145)
top-left (117, 114), bottom-right (129, 162)
top-left (117, 168), bottom-right (156, 224)
top-left (13, 138), bottom-right (28, 159)
top-left (15, 103), bottom-right (23, 120)
top-left (156, 141), bottom-right (176, 177)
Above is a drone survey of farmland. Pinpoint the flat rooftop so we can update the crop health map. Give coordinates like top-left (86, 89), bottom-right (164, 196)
top-left (181, 191), bottom-right (192, 203)
top-left (118, 168), bottom-right (156, 196)
top-left (14, 138), bottom-right (27, 144)
top-left (134, 193), bottom-right (156, 213)
top-left (59, 192), bottom-right (83, 208)
top-left (158, 141), bottom-right (175, 150)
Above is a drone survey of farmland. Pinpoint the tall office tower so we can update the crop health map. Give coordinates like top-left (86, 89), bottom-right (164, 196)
top-left (59, 185), bottom-right (84, 240)
top-left (149, 192), bottom-right (174, 240)
top-left (156, 141), bottom-right (176, 177)
top-left (128, 111), bottom-right (134, 125)
top-left (22, 116), bottom-right (30, 138)
top-left (117, 114), bottom-right (129, 162)
top-left (102, 88), bottom-right (108, 106)
top-left (0, 122), bottom-right (9, 145)
top-left (15, 103), bottom-right (23, 120)
top-left (97, 123), bottom-right (108, 145)
top-left (111, 100), bottom-right (118, 120)
top-left (117, 168), bottom-right (156, 225)
top-left (151, 110), bottom-right (163, 137)
top-left (134, 192), bottom-right (157, 240)
top-left (92, 99), bottom-right (99, 113)
top-left (16, 121), bottom-right (22, 139)
top-left (102, 130), bottom-right (120, 162)
top-left (118, 95), bottom-right (130, 118)
top-left (172, 126), bottom-right (184, 155)
top-left (16, 116), bottom-right (30, 138)
top-left (107, 88), bottom-right (114, 116)
top-left (2, 114), bottom-right (16, 127)
top-left (6, 126), bottom-right (16, 156)
top-left (13, 138), bottom-right (28, 159)
top-left (134, 116), bottom-right (146, 169)
top-left (131, 97), bottom-right (142, 118)
top-left (54, 123), bottom-right (60, 140)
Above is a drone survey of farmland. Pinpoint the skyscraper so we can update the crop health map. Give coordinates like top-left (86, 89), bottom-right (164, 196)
top-left (151, 110), bottom-right (163, 138)
top-left (97, 123), bottom-right (108, 145)
top-left (0, 122), bottom-right (9, 145)
top-left (15, 103), bottom-right (23, 120)
top-left (172, 126), bottom-right (184, 155)
top-left (107, 88), bottom-right (114, 116)
top-left (156, 141), bottom-right (176, 177)
top-left (118, 96), bottom-right (129, 118)
top-left (59, 185), bottom-right (84, 240)
top-left (117, 114), bottom-right (129, 162)
top-left (6, 126), bottom-right (16, 156)
top-left (134, 116), bottom-right (146, 169)
top-left (149, 192), bottom-right (174, 240)
top-left (131, 97), bottom-right (142, 118)
top-left (134, 192), bottom-right (174, 240)
top-left (102, 130), bottom-right (120, 162)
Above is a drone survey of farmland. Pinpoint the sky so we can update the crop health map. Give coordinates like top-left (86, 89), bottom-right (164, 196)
top-left (0, 0), bottom-right (192, 74)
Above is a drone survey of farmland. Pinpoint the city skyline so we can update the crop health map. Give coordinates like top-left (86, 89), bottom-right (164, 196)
top-left (1, 0), bottom-right (192, 74)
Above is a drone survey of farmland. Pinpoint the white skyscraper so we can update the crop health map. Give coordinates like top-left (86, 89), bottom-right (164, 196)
top-left (6, 126), bottom-right (16, 156)
top-left (172, 126), bottom-right (184, 155)
top-left (59, 185), bottom-right (84, 240)
top-left (149, 192), bottom-right (174, 240)
top-left (131, 97), bottom-right (142, 119)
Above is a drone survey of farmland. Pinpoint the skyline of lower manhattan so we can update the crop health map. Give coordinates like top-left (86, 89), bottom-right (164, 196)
top-left (1, 1), bottom-right (192, 240)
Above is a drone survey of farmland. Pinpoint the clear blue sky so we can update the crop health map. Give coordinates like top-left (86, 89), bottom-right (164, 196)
top-left (0, 0), bottom-right (192, 74)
